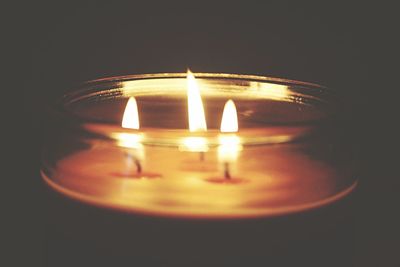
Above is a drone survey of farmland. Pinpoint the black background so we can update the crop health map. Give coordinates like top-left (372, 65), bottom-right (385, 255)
top-left (4, 1), bottom-right (399, 266)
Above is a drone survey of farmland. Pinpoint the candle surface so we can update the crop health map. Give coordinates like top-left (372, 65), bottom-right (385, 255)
top-left (42, 130), bottom-right (356, 219)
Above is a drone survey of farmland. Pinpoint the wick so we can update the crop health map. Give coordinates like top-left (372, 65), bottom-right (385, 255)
top-left (199, 152), bottom-right (205, 162)
top-left (135, 159), bottom-right (142, 174)
top-left (224, 162), bottom-right (231, 180)
top-left (125, 152), bottom-right (142, 174)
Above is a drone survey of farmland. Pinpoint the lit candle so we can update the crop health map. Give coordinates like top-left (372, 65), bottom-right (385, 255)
top-left (112, 97), bottom-right (160, 179)
top-left (207, 99), bottom-right (244, 183)
top-left (41, 73), bottom-right (357, 219)
top-left (186, 70), bottom-right (207, 132)
top-left (180, 70), bottom-right (209, 157)
top-left (42, 72), bottom-right (358, 267)
top-left (121, 96), bottom-right (140, 130)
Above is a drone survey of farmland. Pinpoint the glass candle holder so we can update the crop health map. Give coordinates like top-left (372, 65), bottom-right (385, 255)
top-left (41, 73), bottom-right (357, 219)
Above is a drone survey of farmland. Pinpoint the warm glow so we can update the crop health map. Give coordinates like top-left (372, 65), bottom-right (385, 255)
top-left (180, 137), bottom-right (209, 152)
top-left (112, 132), bottom-right (145, 160)
top-left (248, 82), bottom-right (289, 100)
top-left (187, 70), bottom-right (207, 132)
top-left (218, 135), bottom-right (241, 163)
top-left (122, 97), bottom-right (140, 129)
top-left (219, 99), bottom-right (240, 162)
top-left (220, 99), bottom-right (238, 133)
top-left (114, 133), bottom-right (142, 149)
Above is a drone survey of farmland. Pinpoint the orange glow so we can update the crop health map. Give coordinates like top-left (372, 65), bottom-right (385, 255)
top-left (122, 97), bottom-right (139, 129)
top-left (187, 70), bottom-right (207, 132)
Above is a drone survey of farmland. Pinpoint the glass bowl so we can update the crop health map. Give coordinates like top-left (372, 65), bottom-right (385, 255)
top-left (41, 73), bottom-right (357, 219)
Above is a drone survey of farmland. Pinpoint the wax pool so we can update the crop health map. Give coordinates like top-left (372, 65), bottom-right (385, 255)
top-left (43, 132), bottom-right (356, 219)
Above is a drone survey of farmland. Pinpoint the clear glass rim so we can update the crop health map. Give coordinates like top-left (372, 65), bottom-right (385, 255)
top-left (51, 73), bottom-right (340, 146)
top-left (84, 72), bottom-right (327, 88)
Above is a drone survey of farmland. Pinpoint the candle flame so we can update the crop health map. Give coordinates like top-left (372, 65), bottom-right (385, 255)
top-left (122, 97), bottom-right (140, 129)
top-left (187, 70), bottom-right (207, 132)
top-left (220, 100), bottom-right (238, 133)
top-left (219, 100), bottom-right (241, 162)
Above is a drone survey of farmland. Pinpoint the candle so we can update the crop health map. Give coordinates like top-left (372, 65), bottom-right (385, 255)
top-left (42, 72), bottom-right (358, 266)
top-left (216, 99), bottom-right (241, 179)
top-left (41, 72), bottom-right (357, 219)
top-left (114, 96), bottom-right (161, 179)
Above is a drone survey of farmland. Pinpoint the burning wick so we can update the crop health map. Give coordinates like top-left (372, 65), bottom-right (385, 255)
top-left (224, 162), bottom-right (231, 180)
top-left (125, 153), bottom-right (142, 174)
top-left (121, 97), bottom-right (143, 175)
top-left (116, 152), bottom-right (142, 175)
top-left (114, 151), bottom-right (160, 179)
top-left (206, 99), bottom-right (246, 184)
top-left (186, 70), bottom-right (208, 161)
top-left (114, 97), bottom-right (160, 179)
top-left (220, 99), bottom-right (239, 180)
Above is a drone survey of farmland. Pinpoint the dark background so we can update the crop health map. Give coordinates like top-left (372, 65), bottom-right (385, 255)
top-left (5, 1), bottom-right (398, 266)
